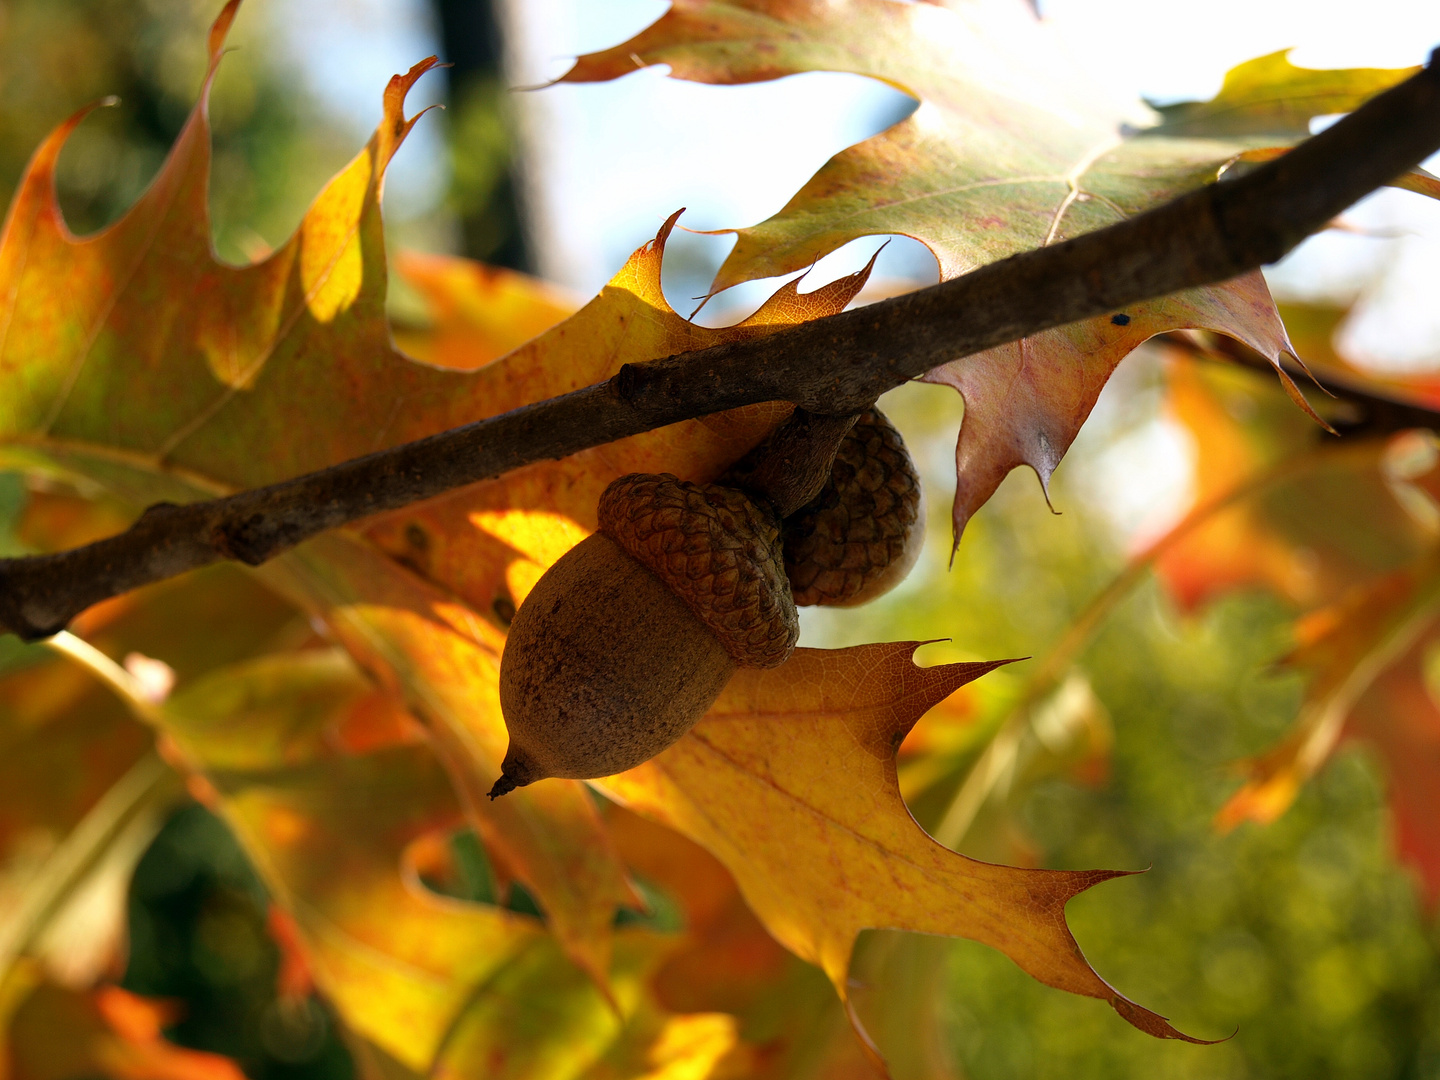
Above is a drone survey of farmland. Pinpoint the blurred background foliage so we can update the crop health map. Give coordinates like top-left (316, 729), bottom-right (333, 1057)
top-left (0, 1), bottom-right (1438, 1078)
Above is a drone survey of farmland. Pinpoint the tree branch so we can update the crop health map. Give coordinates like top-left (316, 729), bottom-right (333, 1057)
top-left (3, 54), bottom-right (1440, 641)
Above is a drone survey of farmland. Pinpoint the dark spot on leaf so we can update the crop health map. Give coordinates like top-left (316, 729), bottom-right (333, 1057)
top-left (405, 523), bottom-right (429, 551)
top-left (1111, 313), bottom-right (1131, 326)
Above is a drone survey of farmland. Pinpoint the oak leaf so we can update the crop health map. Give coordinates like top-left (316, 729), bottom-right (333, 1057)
top-left (599, 643), bottom-right (1212, 1053)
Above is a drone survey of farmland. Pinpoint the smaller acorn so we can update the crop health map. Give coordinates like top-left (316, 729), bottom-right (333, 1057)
top-left (783, 407), bottom-right (924, 607)
top-left (491, 474), bottom-right (796, 797)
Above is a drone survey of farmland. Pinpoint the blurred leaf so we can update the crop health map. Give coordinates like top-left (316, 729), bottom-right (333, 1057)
top-left (605, 806), bottom-right (790, 1017)
top-left (1148, 50), bottom-right (1418, 137)
top-left (157, 648), bottom-right (546, 1071)
top-left (4, 968), bottom-right (245, 1080)
top-left (1156, 353), bottom-right (1336, 611)
top-left (1348, 638), bottom-right (1440, 911)
top-left (1218, 557), bottom-right (1440, 829)
top-left (391, 253), bottom-right (578, 370)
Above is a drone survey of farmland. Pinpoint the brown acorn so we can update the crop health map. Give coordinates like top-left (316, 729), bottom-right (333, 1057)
top-left (490, 473), bottom-right (797, 797)
top-left (783, 407), bottom-right (924, 607)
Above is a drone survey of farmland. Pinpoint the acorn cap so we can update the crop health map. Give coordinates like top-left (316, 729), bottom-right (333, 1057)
top-left (783, 408), bottom-right (924, 607)
top-left (599, 473), bottom-right (798, 669)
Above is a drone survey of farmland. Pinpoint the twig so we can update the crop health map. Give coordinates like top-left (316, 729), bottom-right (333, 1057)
top-left (2, 55), bottom-right (1439, 640)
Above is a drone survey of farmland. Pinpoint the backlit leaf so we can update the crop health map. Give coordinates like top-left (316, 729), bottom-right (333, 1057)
top-left (599, 643), bottom-right (1212, 1050)
top-left (1148, 50), bottom-right (1418, 138)
top-left (4, 968), bottom-right (245, 1080)
top-left (564, 0), bottom-right (1372, 545)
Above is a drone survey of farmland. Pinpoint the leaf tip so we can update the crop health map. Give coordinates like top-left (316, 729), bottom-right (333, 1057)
top-left (207, 0), bottom-right (244, 64)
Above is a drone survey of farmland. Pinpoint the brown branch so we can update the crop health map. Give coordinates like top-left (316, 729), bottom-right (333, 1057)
top-left (3, 54), bottom-right (1440, 641)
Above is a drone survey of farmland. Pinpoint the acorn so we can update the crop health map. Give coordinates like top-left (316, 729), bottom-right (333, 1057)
top-left (490, 473), bottom-right (797, 797)
top-left (782, 407), bottom-right (924, 607)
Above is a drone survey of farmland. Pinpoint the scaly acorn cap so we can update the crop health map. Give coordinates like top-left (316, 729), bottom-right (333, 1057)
top-left (599, 473), bottom-right (798, 669)
top-left (783, 407), bottom-right (924, 607)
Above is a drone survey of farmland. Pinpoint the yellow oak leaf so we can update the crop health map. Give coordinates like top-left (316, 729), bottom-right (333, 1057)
top-left (600, 643), bottom-right (1212, 1055)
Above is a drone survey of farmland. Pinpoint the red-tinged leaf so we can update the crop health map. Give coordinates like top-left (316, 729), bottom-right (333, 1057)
top-left (921, 272), bottom-right (1297, 546)
top-left (599, 643), bottom-right (1215, 1060)
top-left (1217, 557), bottom-right (1440, 830)
top-left (1345, 641), bottom-right (1440, 911)
top-left (4, 974), bottom-right (245, 1080)
top-left (566, 1), bottom-right (1416, 544)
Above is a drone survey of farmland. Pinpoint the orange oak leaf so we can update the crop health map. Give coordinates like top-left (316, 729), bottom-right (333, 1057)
top-left (5, 976), bottom-right (245, 1080)
top-left (599, 643), bottom-right (1215, 1060)
top-left (1345, 639), bottom-right (1440, 911)
top-left (390, 253), bottom-right (579, 371)
top-left (1217, 557), bottom-right (1440, 830)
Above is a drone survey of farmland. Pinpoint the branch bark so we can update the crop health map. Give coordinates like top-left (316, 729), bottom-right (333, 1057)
top-left (3, 54), bottom-right (1440, 640)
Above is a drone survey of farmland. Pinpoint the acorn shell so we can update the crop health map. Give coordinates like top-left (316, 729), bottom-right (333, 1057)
top-left (496, 531), bottom-right (736, 789)
top-left (783, 408), bottom-right (924, 607)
